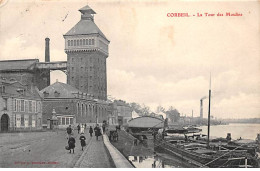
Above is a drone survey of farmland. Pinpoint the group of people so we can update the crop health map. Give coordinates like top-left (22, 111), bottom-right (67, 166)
top-left (65, 124), bottom-right (105, 153)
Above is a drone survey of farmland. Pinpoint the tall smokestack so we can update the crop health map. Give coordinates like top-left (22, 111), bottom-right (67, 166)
top-left (45, 37), bottom-right (50, 86)
top-left (45, 37), bottom-right (50, 62)
top-left (200, 99), bottom-right (203, 119)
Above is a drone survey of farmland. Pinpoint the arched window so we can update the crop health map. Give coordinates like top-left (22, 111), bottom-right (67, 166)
top-left (77, 103), bottom-right (80, 115)
top-left (86, 39), bottom-right (88, 45)
top-left (85, 104), bottom-right (87, 116)
top-left (77, 40), bottom-right (79, 46)
top-left (81, 103), bottom-right (84, 116)
top-left (68, 40), bottom-right (70, 46)
top-left (89, 39), bottom-right (91, 45)
top-left (80, 39), bottom-right (82, 46)
top-left (74, 40), bottom-right (76, 46)
top-left (83, 39), bottom-right (85, 45)
top-left (92, 39), bottom-right (94, 45)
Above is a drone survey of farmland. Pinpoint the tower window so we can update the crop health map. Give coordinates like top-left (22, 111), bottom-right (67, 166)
top-left (68, 40), bottom-right (70, 46)
top-left (77, 40), bottom-right (79, 46)
top-left (80, 39), bottom-right (82, 45)
top-left (86, 39), bottom-right (88, 45)
top-left (83, 39), bottom-right (85, 45)
top-left (74, 40), bottom-right (76, 46)
top-left (92, 39), bottom-right (94, 45)
top-left (89, 39), bottom-right (91, 45)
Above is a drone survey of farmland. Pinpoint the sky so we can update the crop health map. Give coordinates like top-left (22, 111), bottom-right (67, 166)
top-left (0, 0), bottom-right (259, 119)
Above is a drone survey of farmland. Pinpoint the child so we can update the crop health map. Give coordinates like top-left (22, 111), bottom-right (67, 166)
top-left (79, 133), bottom-right (86, 151)
top-left (89, 126), bottom-right (93, 137)
top-left (68, 136), bottom-right (76, 153)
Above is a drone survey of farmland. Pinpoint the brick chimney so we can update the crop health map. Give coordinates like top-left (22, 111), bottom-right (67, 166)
top-left (45, 37), bottom-right (50, 62)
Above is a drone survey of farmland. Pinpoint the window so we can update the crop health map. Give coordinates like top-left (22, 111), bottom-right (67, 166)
top-left (58, 117), bottom-right (61, 125)
top-left (82, 104), bottom-right (84, 116)
top-left (29, 101), bottom-right (32, 112)
top-left (32, 101), bottom-right (36, 113)
top-left (21, 100), bottom-right (25, 112)
top-left (62, 118), bottom-right (65, 125)
top-left (77, 103), bottom-right (80, 115)
top-left (86, 39), bottom-right (89, 45)
top-left (89, 39), bottom-right (91, 45)
top-left (92, 39), bottom-right (94, 45)
top-left (17, 100), bottom-right (21, 112)
top-left (80, 39), bottom-right (82, 45)
top-left (77, 40), bottom-right (79, 46)
top-left (38, 102), bottom-right (41, 113)
top-left (68, 40), bottom-right (70, 46)
top-left (29, 115), bottom-right (32, 126)
top-left (21, 114), bottom-right (24, 126)
top-left (14, 99), bottom-right (17, 111)
top-left (74, 40), bottom-right (76, 46)
top-left (83, 39), bottom-right (85, 45)
top-left (70, 118), bottom-right (73, 125)
top-left (66, 118), bottom-right (70, 125)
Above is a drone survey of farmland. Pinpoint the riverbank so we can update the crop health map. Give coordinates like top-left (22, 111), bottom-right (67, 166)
top-left (110, 130), bottom-right (195, 168)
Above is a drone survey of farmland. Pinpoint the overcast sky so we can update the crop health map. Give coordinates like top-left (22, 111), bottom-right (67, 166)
top-left (0, 0), bottom-right (259, 119)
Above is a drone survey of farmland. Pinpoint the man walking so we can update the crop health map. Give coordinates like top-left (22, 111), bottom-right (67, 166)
top-left (66, 125), bottom-right (72, 138)
top-left (77, 124), bottom-right (80, 134)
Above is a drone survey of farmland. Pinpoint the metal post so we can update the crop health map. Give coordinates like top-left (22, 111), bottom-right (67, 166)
top-left (207, 73), bottom-right (211, 148)
top-left (245, 157), bottom-right (247, 168)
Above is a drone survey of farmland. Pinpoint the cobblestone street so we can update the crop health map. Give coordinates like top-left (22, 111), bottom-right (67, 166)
top-left (0, 130), bottom-right (112, 168)
top-left (75, 136), bottom-right (113, 168)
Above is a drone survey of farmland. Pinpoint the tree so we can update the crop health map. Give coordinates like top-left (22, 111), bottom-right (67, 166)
top-left (156, 105), bottom-right (165, 113)
top-left (165, 106), bottom-right (180, 123)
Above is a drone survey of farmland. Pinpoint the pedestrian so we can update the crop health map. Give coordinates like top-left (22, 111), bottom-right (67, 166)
top-left (79, 133), bottom-right (86, 151)
top-left (80, 124), bottom-right (84, 134)
top-left (89, 126), bottom-right (93, 137)
top-left (68, 136), bottom-right (76, 154)
top-left (66, 125), bottom-right (72, 138)
top-left (102, 123), bottom-right (106, 133)
top-left (84, 123), bottom-right (87, 130)
top-left (94, 125), bottom-right (101, 140)
top-left (77, 124), bottom-right (80, 134)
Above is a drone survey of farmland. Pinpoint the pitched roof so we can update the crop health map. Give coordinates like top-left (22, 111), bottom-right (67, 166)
top-left (40, 82), bottom-right (83, 99)
top-left (64, 19), bottom-right (108, 41)
top-left (79, 5), bottom-right (96, 14)
top-left (0, 59), bottom-right (38, 71)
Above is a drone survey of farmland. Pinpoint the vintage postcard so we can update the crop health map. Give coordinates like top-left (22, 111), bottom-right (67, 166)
top-left (0, 0), bottom-right (259, 168)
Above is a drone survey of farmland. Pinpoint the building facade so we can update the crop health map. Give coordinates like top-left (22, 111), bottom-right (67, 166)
top-left (0, 79), bottom-right (42, 132)
top-left (64, 5), bottom-right (109, 101)
top-left (40, 82), bottom-right (109, 129)
top-left (114, 100), bottom-right (132, 125)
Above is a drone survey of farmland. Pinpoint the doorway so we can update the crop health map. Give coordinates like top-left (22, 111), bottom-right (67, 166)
top-left (1, 114), bottom-right (9, 132)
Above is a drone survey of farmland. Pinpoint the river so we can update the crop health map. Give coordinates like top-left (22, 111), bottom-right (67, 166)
top-left (199, 123), bottom-right (260, 140)
top-left (128, 123), bottom-right (260, 168)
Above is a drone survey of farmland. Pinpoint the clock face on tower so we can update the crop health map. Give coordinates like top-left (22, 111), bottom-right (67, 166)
top-left (63, 5), bottom-right (109, 101)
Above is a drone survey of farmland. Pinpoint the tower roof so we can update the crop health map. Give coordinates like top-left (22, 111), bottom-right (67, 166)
top-left (64, 5), bottom-right (109, 41)
top-left (79, 5), bottom-right (96, 14)
top-left (64, 20), bottom-right (108, 41)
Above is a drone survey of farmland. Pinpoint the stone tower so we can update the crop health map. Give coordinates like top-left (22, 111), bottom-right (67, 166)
top-left (64, 5), bottom-right (109, 100)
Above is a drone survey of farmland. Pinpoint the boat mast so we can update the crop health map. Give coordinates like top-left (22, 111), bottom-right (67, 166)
top-left (207, 73), bottom-right (211, 148)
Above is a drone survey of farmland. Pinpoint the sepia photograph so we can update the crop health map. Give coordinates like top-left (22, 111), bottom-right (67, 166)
top-left (0, 0), bottom-right (259, 168)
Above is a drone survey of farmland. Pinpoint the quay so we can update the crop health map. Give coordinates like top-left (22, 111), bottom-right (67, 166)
top-left (0, 129), bottom-right (133, 168)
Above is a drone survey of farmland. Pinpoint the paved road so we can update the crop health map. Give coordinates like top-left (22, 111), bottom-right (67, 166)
top-left (0, 130), bottom-right (90, 168)
top-left (75, 136), bottom-right (113, 168)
